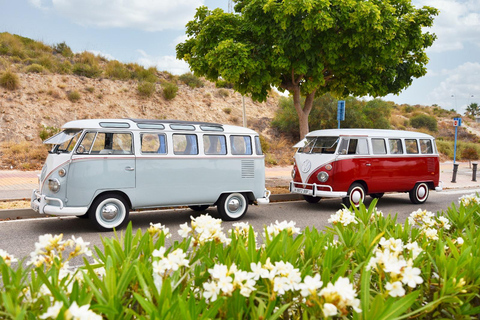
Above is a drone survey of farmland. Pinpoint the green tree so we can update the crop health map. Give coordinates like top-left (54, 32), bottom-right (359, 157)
top-left (465, 102), bottom-right (479, 117)
top-left (176, 0), bottom-right (438, 139)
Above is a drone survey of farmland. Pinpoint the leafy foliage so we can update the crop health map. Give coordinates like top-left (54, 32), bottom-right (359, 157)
top-left (1, 199), bottom-right (480, 319)
top-left (177, 0), bottom-right (438, 137)
top-left (162, 82), bottom-right (179, 100)
top-left (410, 114), bottom-right (438, 132)
top-left (179, 72), bottom-right (204, 88)
top-left (137, 81), bottom-right (156, 98)
top-left (0, 70), bottom-right (20, 90)
top-left (273, 94), bottom-right (392, 138)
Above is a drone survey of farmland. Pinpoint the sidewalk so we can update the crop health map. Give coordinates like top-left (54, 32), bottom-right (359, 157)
top-left (1, 161), bottom-right (480, 202)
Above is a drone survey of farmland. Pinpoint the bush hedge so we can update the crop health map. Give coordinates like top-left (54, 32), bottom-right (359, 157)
top-left (1, 197), bottom-right (480, 319)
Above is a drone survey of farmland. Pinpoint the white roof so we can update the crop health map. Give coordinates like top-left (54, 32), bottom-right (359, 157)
top-left (305, 128), bottom-right (434, 139)
top-left (61, 119), bottom-right (258, 135)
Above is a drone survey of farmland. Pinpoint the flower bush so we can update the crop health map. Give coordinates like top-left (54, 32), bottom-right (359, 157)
top-left (1, 195), bottom-right (480, 319)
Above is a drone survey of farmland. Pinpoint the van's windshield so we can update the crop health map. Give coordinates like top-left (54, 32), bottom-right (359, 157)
top-left (44, 129), bottom-right (82, 153)
top-left (297, 137), bottom-right (339, 154)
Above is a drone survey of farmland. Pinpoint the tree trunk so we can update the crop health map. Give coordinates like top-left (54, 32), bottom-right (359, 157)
top-left (292, 86), bottom-right (316, 139)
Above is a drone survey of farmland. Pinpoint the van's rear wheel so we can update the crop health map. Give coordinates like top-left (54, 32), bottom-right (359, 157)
top-left (409, 182), bottom-right (429, 204)
top-left (217, 193), bottom-right (248, 221)
top-left (343, 183), bottom-right (366, 207)
top-left (189, 205), bottom-right (209, 211)
top-left (89, 194), bottom-right (129, 231)
top-left (303, 195), bottom-right (321, 203)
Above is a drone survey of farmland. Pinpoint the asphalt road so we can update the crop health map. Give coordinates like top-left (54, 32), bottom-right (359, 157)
top-left (0, 188), bottom-right (477, 264)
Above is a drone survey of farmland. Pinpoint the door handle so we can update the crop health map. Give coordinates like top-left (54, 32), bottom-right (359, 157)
top-left (366, 163), bottom-right (371, 167)
top-left (125, 166), bottom-right (135, 171)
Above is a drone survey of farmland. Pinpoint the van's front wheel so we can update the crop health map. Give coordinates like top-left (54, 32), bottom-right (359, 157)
top-left (409, 183), bottom-right (429, 204)
top-left (343, 183), bottom-right (366, 207)
top-left (217, 193), bottom-right (248, 221)
top-left (89, 194), bottom-right (129, 231)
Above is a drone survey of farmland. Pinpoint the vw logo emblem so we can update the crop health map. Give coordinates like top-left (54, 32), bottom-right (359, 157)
top-left (301, 160), bottom-right (311, 173)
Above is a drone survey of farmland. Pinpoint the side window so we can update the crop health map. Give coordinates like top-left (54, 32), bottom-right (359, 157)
top-left (89, 132), bottom-right (133, 155)
top-left (388, 139), bottom-right (403, 154)
top-left (420, 139), bottom-right (433, 154)
top-left (77, 132), bottom-right (96, 154)
top-left (372, 138), bottom-right (387, 154)
top-left (204, 135), bottom-right (227, 155)
top-left (141, 133), bottom-right (167, 154)
top-left (173, 134), bottom-right (198, 155)
top-left (230, 135), bottom-right (252, 155)
top-left (255, 136), bottom-right (263, 155)
top-left (406, 139), bottom-right (419, 154)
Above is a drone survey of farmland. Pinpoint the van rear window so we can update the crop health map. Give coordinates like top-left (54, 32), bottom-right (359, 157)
top-left (420, 139), bottom-right (433, 154)
top-left (406, 139), bottom-right (419, 154)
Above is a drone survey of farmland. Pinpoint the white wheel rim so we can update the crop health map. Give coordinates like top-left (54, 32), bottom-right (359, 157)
top-left (96, 198), bottom-right (126, 229)
top-left (417, 184), bottom-right (428, 201)
top-left (350, 187), bottom-right (364, 206)
top-left (224, 193), bottom-right (246, 219)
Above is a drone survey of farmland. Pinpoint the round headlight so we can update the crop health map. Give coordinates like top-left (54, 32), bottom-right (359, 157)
top-left (48, 179), bottom-right (61, 193)
top-left (317, 171), bottom-right (329, 183)
top-left (58, 168), bottom-right (67, 177)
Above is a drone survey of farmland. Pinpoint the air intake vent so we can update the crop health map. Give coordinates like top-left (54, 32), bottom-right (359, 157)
top-left (241, 160), bottom-right (255, 179)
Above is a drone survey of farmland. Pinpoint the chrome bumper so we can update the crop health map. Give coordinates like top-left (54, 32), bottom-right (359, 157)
top-left (256, 189), bottom-right (271, 205)
top-left (31, 190), bottom-right (88, 216)
top-left (435, 181), bottom-right (443, 192)
top-left (289, 181), bottom-right (347, 198)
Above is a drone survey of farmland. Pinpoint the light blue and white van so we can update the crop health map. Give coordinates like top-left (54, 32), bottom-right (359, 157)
top-left (31, 119), bottom-right (270, 231)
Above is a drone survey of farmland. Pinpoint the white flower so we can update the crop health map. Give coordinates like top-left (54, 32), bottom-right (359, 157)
top-left (230, 222), bottom-right (257, 238)
top-left (406, 241), bottom-right (423, 259)
top-left (250, 262), bottom-right (269, 280)
top-left (422, 227), bottom-right (439, 241)
top-left (148, 222), bottom-right (171, 238)
top-left (459, 194), bottom-right (480, 206)
top-left (402, 266), bottom-right (423, 288)
top-left (386, 281), bottom-right (405, 297)
top-left (273, 276), bottom-right (290, 295)
top-left (0, 249), bottom-right (17, 267)
top-left (299, 274), bottom-right (323, 297)
top-left (323, 303), bottom-right (338, 317)
top-left (264, 220), bottom-right (301, 238)
top-left (456, 237), bottom-right (464, 245)
top-left (70, 236), bottom-right (92, 257)
top-left (328, 208), bottom-right (358, 226)
top-left (436, 216), bottom-right (451, 230)
top-left (66, 302), bottom-right (102, 320)
top-left (178, 222), bottom-right (192, 238)
top-left (39, 301), bottom-right (63, 319)
top-left (203, 280), bottom-right (220, 302)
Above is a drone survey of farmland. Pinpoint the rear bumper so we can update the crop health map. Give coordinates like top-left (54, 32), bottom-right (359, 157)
top-left (435, 181), bottom-right (443, 192)
top-left (289, 181), bottom-right (347, 198)
top-left (256, 189), bottom-right (271, 205)
top-left (31, 189), bottom-right (88, 216)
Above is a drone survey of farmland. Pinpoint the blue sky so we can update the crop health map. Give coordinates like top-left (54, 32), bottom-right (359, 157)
top-left (1, 0), bottom-right (479, 114)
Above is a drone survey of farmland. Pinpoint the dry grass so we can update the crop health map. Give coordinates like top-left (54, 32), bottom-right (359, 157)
top-left (0, 141), bottom-right (48, 170)
top-left (0, 200), bottom-right (30, 210)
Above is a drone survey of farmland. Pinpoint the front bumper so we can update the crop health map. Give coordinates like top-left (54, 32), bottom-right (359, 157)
top-left (256, 189), bottom-right (271, 205)
top-left (289, 181), bottom-right (347, 198)
top-left (31, 189), bottom-right (88, 216)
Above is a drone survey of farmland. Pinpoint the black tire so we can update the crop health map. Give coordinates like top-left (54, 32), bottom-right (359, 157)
top-left (189, 205), bottom-right (209, 211)
top-left (76, 213), bottom-right (89, 219)
top-left (303, 195), bottom-right (321, 203)
top-left (342, 183), bottom-right (366, 207)
top-left (217, 193), bottom-right (248, 221)
top-left (88, 193), bottom-right (129, 231)
top-left (370, 193), bottom-right (384, 199)
top-left (409, 182), bottom-right (429, 204)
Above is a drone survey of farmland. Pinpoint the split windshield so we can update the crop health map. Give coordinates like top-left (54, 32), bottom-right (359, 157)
top-left (44, 129), bottom-right (82, 153)
top-left (297, 137), bottom-right (339, 154)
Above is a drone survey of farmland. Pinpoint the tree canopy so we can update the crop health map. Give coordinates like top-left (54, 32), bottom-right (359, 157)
top-left (176, 0), bottom-right (438, 138)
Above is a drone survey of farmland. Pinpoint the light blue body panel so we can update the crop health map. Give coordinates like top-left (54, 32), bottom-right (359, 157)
top-left (66, 156), bottom-right (136, 207)
top-left (134, 157), bottom-right (265, 207)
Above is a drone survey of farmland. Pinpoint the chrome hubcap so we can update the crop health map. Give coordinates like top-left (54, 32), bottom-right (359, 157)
top-left (228, 198), bottom-right (240, 211)
top-left (351, 189), bottom-right (362, 204)
top-left (101, 204), bottom-right (119, 220)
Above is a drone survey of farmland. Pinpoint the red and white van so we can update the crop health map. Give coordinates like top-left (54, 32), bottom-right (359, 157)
top-left (289, 129), bottom-right (442, 206)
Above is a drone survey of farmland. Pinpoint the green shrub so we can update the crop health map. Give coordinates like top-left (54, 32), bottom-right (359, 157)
top-left (216, 88), bottom-right (230, 98)
top-left (53, 41), bottom-right (73, 58)
top-left (215, 79), bottom-right (234, 89)
top-left (26, 63), bottom-right (46, 73)
top-left (162, 81), bottom-right (178, 100)
top-left (410, 114), bottom-right (438, 132)
top-left (128, 63), bottom-right (158, 83)
top-left (0, 70), bottom-right (20, 90)
top-left (57, 60), bottom-right (72, 74)
top-left (67, 90), bottom-right (81, 102)
top-left (137, 81), bottom-right (156, 98)
top-left (179, 72), bottom-right (204, 88)
top-left (72, 63), bottom-right (102, 78)
top-left (223, 107), bottom-right (232, 114)
top-left (1, 199), bottom-right (480, 319)
top-left (461, 147), bottom-right (479, 162)
top-left (39, 125), bottom-right (60, 140)
top-left (105, 60), bottom-right (130, 80)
